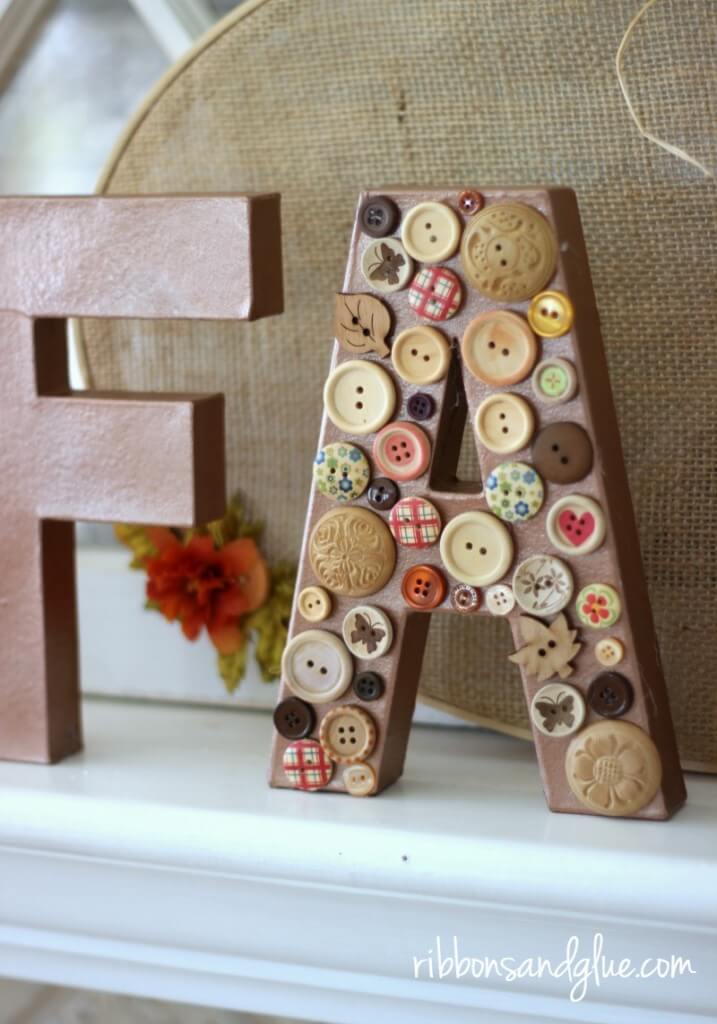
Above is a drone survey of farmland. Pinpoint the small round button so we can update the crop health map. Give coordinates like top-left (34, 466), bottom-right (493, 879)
top-left (353, 671), bottom-right (385, 702)
top-left (485, 461), bottom-right (544, 523)
top-left (401, 200), bottom-right (461, 263)
top-left (367, 477), bottom-right (399, 511)
top-left (451, 584), bottom-right (480, 613)
top-left (595, 636), bottom-right (625, 668)
top-left (587, 672), bottom-right (634, 718)
top-left (513, 554), bottom-right (573, 616)
top-left (547, 494), bottom-right (606, 556)
top-left (310, 507), bottom-right (396, 598)
top-left (319, 704), bottom-right (377, 764)
top-left (373, 421), bottom-right (431, 482)
top-left (359, 195), bottom-right (399, 238)
top-left (408, 266), bottom-right (463, 322)
top-left (362, 237), bottom-right (414, 293)
top-left (576, 583), bottom-right (621, 629)
top-left (342, 605), bottom-right (393, 660)
top-left (324, 359), bottom-right (396, 436)
top-left (528, 290), bottom-right (574, 338)
top-left (531, 683), bottom-right (585, 737)
top-left (531, 357), bottom-right (578, 405)
top-left (401, 565), bottom-right (447, 609)
top-left (389, 496), bottom-right (442, 548)
top-left (391, 325), bottom-right (451, 385)
top-left (458, 189), bottom-right (484, 215)
top-left (273, 696), bottom-right (316, 740)
top-left (407, 392), bottom-right (435, 421)
top-left (484, 583), bottom-right (515, 616)
top-left (461, 311), bottom-right (538, 387)
top-left (282, 629), bottom-right (353, 704)
top-left (344, 762), bottom-right (377, 797)
top-left (297, 585), bottom-right (332, 623)
top-left (532, 422), bottom-right (593, 485)
top-left (314, 442), bottom-right (370, 502)
top-left (565, 721), bottom-right (662, 817)
top-left (282, 739), bottom-right (333, 791)
top-left (440, 511), bottom-right (514, 586)
top-left (475, 393), bottom-right (535, 455)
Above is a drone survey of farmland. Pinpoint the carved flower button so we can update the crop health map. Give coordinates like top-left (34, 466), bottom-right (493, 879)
top-left (282, 739), bottom-right (333, 791)
top-left (401, 200), bottom-right (462, 263)
top-left (509, 613), bottom-right (581, 682)
top-left (323, 359), bottom-right (396, 436)
top-left (319, 705), bottom-right (377, 765)
top-left (484, 583), bottom-right (515, 616)
top-left (309, 507), bottom-right (396, 598)
top-left (408, 266), bottom-right (463, 322)
top-left (391, 325), bottom-right (451, 385)
top-left (333, 293), bottom-right (391, 358)
top-left (389, 496), bottom-right (441, 548)
top-left (344, 762), bottom-right (378, 797)
top-left (314, 442), bottom-right (370, 502)
top-left (527, 289), bottom-right (574, 338)
top-left (342, 606), bottom-right (393, 660)
top-left (531, 682), bottom-right (585, 737)
top-left (547, 494), bottom-right (606, 556)
top-left (373, 421), bottom-right (431, 482)
top-left (461, 310), bottom-right (538, 387)
top-left (531, 357), bottom-right (578, 405)
top-left (361, 237), bottom-right (414, 294)
top-left (359, 195), bottom-right (400, 238)
top-left (565, 720), bottom-right (662, 817)
top-left (475, 393), bottom-right (535, 455)
top-left (485, 461), bottom-right (544, 523)
top-left (576, 583), bottom-right (621, 629)
top-left (440, 511), bottom-right (514, 587)
top-left (513, 554), bottom-right (574, 616)
top-left (282, 629), bottom-right (353, 704)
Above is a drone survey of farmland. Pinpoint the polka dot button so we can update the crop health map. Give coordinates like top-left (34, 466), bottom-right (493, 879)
top-left (408, 266), bottom-right (463, 322)
top-left (282, 739), bottom-right (333, 791)
top-left (485, 461), bottom-right (544, 523)
top-left (407, 392), bottom-right (435, 421)
top-left (273, 696), bottom-right (315, 740)
top-left (401, 565), bottom-right (447, 609)
top-left (528, 290), bottom-right (574, 338)
top-left (361, 237), bottom-right (414, 293)
top-left (547, 494), bottom-right (606, 556)
top-left (359, 195), bottom-right (399, 238)
top-left (451, 584), bottom-right (480, 613)
top-left (401, 200), bottom-right (461, 263)
top-left (532, 422), bottom-right (594, 485)
top-left (475, 394), bottom-right (535, 455)
top-left (319, 705), bottom-right (377, 764)
top-left (531, 683), bottom-right (586, 737)
top-left (344, 762), bottom-right (377, 797)
top-left (353, 670), bottom-right (384, 702)
top-left (297, 585), bottom-right (332, 623)
top-left (587, 672), bottom-right (634, 718)
top-left (310, 507), bottom-right (396, 598)
top-left (282, 629), bottom-right (353, 704)
top-left (324, 359), bottom-right (396, 436)
top-left (373, 421), bottom-right (431, 482)
top-left (440, 511), bottom-right (514, 586)
top-left (513, 554), bottom-right (573, 616)
top-left (367, 477), bottom-right (400, 511)
top-left (595, 636), bottom-right (625, 668)
top-left (342, 605), bottom-right (393, 660)
top-left (313, 442), bottom-right (370, 502)
top-left (461, 311), bottom-right (538, 387)
top-left (391, 325), bottom-right (451, 385)
top-left (576, 583), bottom-right (621, 629)
top-left (532, 357), bottom-right (578, 405)
top-left (389, 496), bottom-right (441, 548)
top-left (565, 721), bottom-right (662, 817)
top-left (484, 583), bottom-right (515, 616)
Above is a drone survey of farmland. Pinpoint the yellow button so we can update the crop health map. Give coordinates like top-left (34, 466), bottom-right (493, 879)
top-left (595, 637), bottom-right (625, 668)
top-left (527, 290), bottom-right (574, 338)
top-left (282, 629), bottom-right (353, 704)
top-left (461, 311), bottom-right (538, 387)
top-left (401, 201), bottom-right (461, 263)
top-left (324, 359), bottom-right (396, 435)
top-left (391, 325), bottom-right (451, 385)
top-left (475, 393), bottom-right (535, 454)
top-left (319, 705), bottom-right (377, 764)
top-left (297, 585), bottom-right (332, 623)
top-left (310, 507), bottom-right (396, 597)
top-left (565, 721), bottom-right (662, 817)
top-left (439, 511), bottom-right (514, 586)
top-left (344, 762), bottom-right (377, 797)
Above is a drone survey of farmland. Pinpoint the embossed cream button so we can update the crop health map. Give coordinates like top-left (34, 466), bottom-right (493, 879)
top-left (324, 359), bottom-right (395, 435)
top-left (513, 554), bottom-right (574, 616)
top-left (565, 720), bottom-right (662, 817)
top-left (319, 704), bottom-right (377, 764)
top-left (309, 507), bottom-right (396, 598)
top-left (344, 761), bottom-right (377, 796)
top-left (475, 393), bottom-right (535, 454)
top-left (391, 325), bottom-right (451, 385)
top-left (282, 629), bottom-right (353, 704)
top-left (547, 494), bottom-right (606, 556)
top-left (531, 356), bottom-right (578, 405)
top-left (461, 311), bottom-right (538, 387)
top-left (297, 585), bottom-right (332, 623)
top-left (531, 682), bottom-right (585, 737)
top-left (361, 237), bottom-right (414, 293)
top-left (528, 289), bottom-right (574, 338)
top-left (401, 200), bottom-right (461, 263)
top-left (440, 511), bottom-right (514, 586)
top-left (342, 605), bottom-right (393, 660)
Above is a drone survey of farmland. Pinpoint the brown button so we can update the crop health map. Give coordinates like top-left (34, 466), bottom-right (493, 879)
top-left (587, 672), bottom-right (634, 718)
top-left (333, 293), bottom-right (391, 358)
top-left (359, 195), bottom-right (399, 238)
top-left (309, 507), bottom-right (396, 598)
top-left (367, 477), bottom-right (400, 511)
top-left (401, 565), bottom-right (446, 609)
top-left (319, 705), bottom-right (377, 764)
top-left (532, 422), bottom-right (593, 484)
top-left (273, 697), bottom-right (315, 740)
top-left (458, 189), bottom-right (484, 215)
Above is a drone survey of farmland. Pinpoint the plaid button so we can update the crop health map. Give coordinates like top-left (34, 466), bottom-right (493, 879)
top-left (407, 266), bottom-right (462, 322)
top-left (282, 739), bottom-right (333, 791)
top-left (389, 496), bottom-right (442, 548)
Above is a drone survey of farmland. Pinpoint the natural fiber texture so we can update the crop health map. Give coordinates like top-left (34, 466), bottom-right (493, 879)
top-left (79, 0), bottom-right (717, 768)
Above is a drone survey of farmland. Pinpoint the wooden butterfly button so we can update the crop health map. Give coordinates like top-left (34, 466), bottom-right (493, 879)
top-left (342, 605), bottom-right (393, 660)
top-left (530, 682), bottom-right (586, 738)
top-left (361, 237), bottom-right (414, 293)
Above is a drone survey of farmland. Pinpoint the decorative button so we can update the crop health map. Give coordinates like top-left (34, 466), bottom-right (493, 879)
top-left (531, 682), bottom-right (585, 737)
top-left (485, 461), bottom-right (544, 523)
top-left (565, 720), bottom-right (662, 817)
top-left (344, 762), bottom-right (377, 797)
top-left (484, 583), bottom-right (515, 616)
top-left (359, 195), bottom-right (399, 238)
top-left (401, 565), bottom-right (447, 609)
top-left (373, 421), bottom-right (431, 482)
top-left (475, 394), bottom-right (535, 455)
top-left (314, 442), bottom-right (370, 502)
top-left (319, 704), bottom-right (377, 764)
top-left (595, 636), bottom-right (625, 668)
top-left (333, 293), bottom-right (391, 358)
top-left (282, 629), bottom-right (353, 704)
top-left (391, 325), bottom-right (451, 385)
top-left (353, 671), bottom-right (385, 702)
top-left (527, 290), bottom-right (574, 338)
top-left (532, 422), bottom-right (593, 485)
top-left (324, 359), bottom-right (396, 436)
top-left (408, 266), bottom-right (463, 322)
top-left (451, 584), bottom-right (480, 613)
top-left (361, 237), bottom-right (414, 293)
top-left (342, 605), bottom-right (393, 659)
top-left (401, 200), bottom-right (461, 263)
top-left (509, 612), bottom-right (581, 682)
top-left (367, 477), bottom-right (400, 511)
top-left (587, 672), bottom-right (634, 718)
top-left (407, 391), bottom-right (435, 421)
top-left (273, 696), bottom-right (316, 740)
top-left (297, 585), bottom-right (331, 623)
top-left (389, 496), bottom-right (441, 548)
top-left (576, 583), bottom-right (621, 629)
top-left (458, 189), bottom-right (484, 215)
top-left (513, 554), bottom-right (574, 616)
top-left (461, 311), bottom-right (538, 387)
top-left (440, 511), bottom-right (514, 586)
top-left (283, 739), bottom-right (333, 791)
top-left (547, 494), bottom-right (606, 556)
top-left (460, 201), bottom-right (558, 301)
top-left (531, 357), bottom-right (578, 405)
top-left (310, 507), bottom-right (396, 598)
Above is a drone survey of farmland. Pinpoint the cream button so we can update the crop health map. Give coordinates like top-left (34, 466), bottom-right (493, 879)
top-left (344, 762), bottom-right (377, 796)
top-left (461, 311), bottom-right (538, 387)
top-left (439, 511), bottom-right (514, 586)
top-left (391, 325), bottom-right (451, 385)
top-left (297, 585), bottom-right (331, 623)
top-left (282, 629), bottom-right (353, 704)
top-left (342, 605), bottom-right (393, 660)
top-left (361, 237), bottom-right (414, 293)
top-left (547, 494), bottom-right (606, 556)
top-left (484, 583), bottom-right (515, 616)
top-left (475, 394), bottom-right (535, 454)
top-left (401, 201), bottom-right (461, 263)
top-left (319, 705), bottom-right (377, 764)
top-left (513, 554), bottom-right (574, 616)
top-left (531, 682), bottom-right (586, 737)
top-left (595, 637), bottom-right (625, 668)
top-left (324, 359), bottom-right (395, 435)
top-left (531, 356), bottom-right (578, 405)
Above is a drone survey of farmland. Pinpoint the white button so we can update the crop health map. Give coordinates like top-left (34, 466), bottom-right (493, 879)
top-left (342, 606), bottom-right (393, 660)
top-left (324, 359), bottom-right (396, 435)
top-left (439, 511), bottom-right (514, 586)
top-left (401, 201), bottom-right (461, 263)
top-left (282, 629), bottom-right (353, 704)
top-left (531, 683), bottom-right (585, 737)
top-left (484, 583), bottom-right (515, 616)
top-left (595, 637), bottom-right (625, 667)
top-left (513, 554), bottom-right (574, 616)
top-left (344, 762), bottom-right (377, 796)
top-left (546, 494), bottom-right (606, 556)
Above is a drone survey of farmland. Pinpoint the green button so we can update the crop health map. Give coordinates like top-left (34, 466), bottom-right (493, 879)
top-left (539, 364), bottom-right (569, 397)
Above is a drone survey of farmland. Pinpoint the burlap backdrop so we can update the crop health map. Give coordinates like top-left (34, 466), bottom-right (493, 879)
top-left (79, 0), bottom-right (717, 769)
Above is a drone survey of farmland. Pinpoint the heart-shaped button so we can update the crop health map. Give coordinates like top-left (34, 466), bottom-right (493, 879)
top-left (547, 495), bottom-right (606, 556)
top-left (557, 508), bottom-right (595, 546)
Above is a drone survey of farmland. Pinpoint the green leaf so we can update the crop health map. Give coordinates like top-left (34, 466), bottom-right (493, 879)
top-left (113, 523), bottom-right (159, 569)
top-left (217, 645), bottom-right (248, 695)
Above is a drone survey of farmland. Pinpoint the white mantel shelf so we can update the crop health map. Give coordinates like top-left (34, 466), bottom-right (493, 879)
top-left (0, 699), bottom-right (714, 1024)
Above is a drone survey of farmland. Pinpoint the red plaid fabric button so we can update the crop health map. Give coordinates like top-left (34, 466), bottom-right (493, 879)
top-left (389, 496), bottom-right (442, 548)
top-left (407, 266), bottom-right (462, 322)
top-left (282, 739), bottom-right (333, 791)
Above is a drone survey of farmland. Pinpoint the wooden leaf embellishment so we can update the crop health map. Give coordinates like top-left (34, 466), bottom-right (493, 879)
top-left (350, 611), bottom-right (386, 655)
top-left (334, 293), bottom-right (391, 357)
top-left (509, 613), bottom-right (581, 682)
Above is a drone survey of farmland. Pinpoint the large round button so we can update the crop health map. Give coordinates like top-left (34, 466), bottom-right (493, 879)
top-left (361, 237), bottom-right (414, 293)
top-left (359, 195), bottom-right (399, 238)
top-left (391, 325), bottom-right (451, 385)
top-left (440, 511), bottom-right (514, 586)
top-left (373, 421), bottom-right (431, 482)
top-left (528, 290), bottom-right (574, 338)
top-left (485, 461), bottom-right (544, 523)
top-left (353, 671), bottom-right (384, 702)
top-left (367, 477), bottom-right (399, 511)
top-left (319, 705), bottom-right (377, 764)
top-left (324, 359), bottom-right (396, 436)
top-left (532, 422), bottom-right (593, 485)
top-left (565, 721), bottom-right (662, 817)
top-left (513, 554), bottom-right (573, 615)
top-left (461, 311), bottom-right (538, 387)
top-left (407, 392), bottom-right (435, 421)
top-left (310, 507), bottom-right (396, 598)
top-left (401, 565), bottom-right (447, 609)
top-left (282, 739), bottom-right (333, 791)
top-left (531, 357), bottom-right (578, 405)
top-left (273, 696), bottom-right (315, 740)
top-left (484, 583), bottom-right (515, 616)
top-left (531, 683), bottom-right (585, 737)
top-left (587, 672), bottom-right (634, 718)
top-left (547, 494), bottom-right (606, 556)
top-left (475, 393), bottom-right (535, 455)
top-left (389, 496), bottom-right (441, 548)
top-left (576, 583), bottom-right (621, 629)
top-left (460, 201), bottom-right (558, 301)
top-left (401, 200), bottom-right (461, 263)
top-left (408, 266), bottom-right (463, 322)
top-left (297, 585), bottom-right (331, 623)
top-left (595, 636), bottom-right (625, 668)
top-left (314, 442), bottom-right (370, 502)
top-left (344, 762), bottom-right (377, 797)
top-left (342, 605), bottom-right (393, 660)
top-left (282, 629), bottom-right (353, 704)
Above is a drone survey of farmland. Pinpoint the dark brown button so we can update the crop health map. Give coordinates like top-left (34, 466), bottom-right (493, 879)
top-left (407, 392), bottom-right (435, 421)
top-left (587, 672), bottom-right (634, 718)
top-left (359, 196), bottom-right (399, 238)
top-left (273, 697), bottom-right (315, 739)
top-left (353, 671), bottom-right (385, 702)
top-left (367, 477), bottom-right (400, 511)
top-left (532, 422), bottom-right (593, 484)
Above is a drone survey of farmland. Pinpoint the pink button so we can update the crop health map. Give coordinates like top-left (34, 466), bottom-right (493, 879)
top-left (373, 421), bottom-right (431, 482)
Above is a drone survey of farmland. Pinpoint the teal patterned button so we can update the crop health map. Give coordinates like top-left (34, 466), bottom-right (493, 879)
top-left (485, 461), bottom-right (544, 523)
top-left (314, 442), bottom-right (370, 502)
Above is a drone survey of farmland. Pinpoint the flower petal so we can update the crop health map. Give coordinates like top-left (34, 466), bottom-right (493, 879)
top-left (586, 781), bottom-right (612, 808)
top-left (209, 620), bottom-right (245, 655)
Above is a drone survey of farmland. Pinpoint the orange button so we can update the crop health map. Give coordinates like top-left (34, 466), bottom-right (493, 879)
top-left (401, 565), bottom-right (446, 609)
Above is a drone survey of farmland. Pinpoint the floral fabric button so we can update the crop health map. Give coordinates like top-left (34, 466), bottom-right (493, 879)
top-left (283, 739), bottom-right (333, 791)
top-left (282, 629), bottom-right (353, 704)
top-left (461, 310), bottom-right (538, 387)
top-left (484, 583), bottom-right (515, 616)
top-left (314, 442), bottom-right (370, 502)
top-left (361, 237), bottom-right (414, 293)
top-left (587, 672), bottom-right (634, 718)
top-left (408, 266), bottom-right (463, 322)
top-left (391, 325), bottom-right (451, 385)
top-left (532, 421), bottom-right (593, 485)
top-left (310, 507), bottom-right (396, 598)
top-left (576, 583), bottom-right (621, 629)
top-left (324, 359), bottom-right (396, 436)
top-left (531, 357), bottom-right (578, 405)
top-left (273, 696), bottom-right (315, 740)
top-left (401, 564), bottom-right (447, 609)
top-left (344, 762), bottom-right (377, 797)
top-left (342, 605), bottom-right (393, 660)
top-left (401, 200), bottom-right (461, 263)
top-left (531, 682), bottom-right (585, 737)
top-left (451, 584), bottom-right (480, 613)
top-left (297, 585), bottom-right (331, 623)
top-left (319, 704), bottom-right (377, 764)
top-left (367, 477), bottom-right (399, 511)
top-left (527, 290), bottom-right (574, 338)
top-left (595, 636), bottom-right (625, 668)
top-left (407, 392), bottom-right (435, 421)
top-left (359, 195), bottom-right (399, 238)
top-left (440, 510), bottom-right (514, 586)
top-left (458, 189), bottom-right (484, 215)
top-left (485, 461), bottom-right (544, 523)
top-left (353, 670), bottom-right (384, 702)
top-left (547, 494), bottom-right (606, 556)
top-left (389, 496), bottom-right (441, 548)
top-left (475, 393), bottom-right (535, 455)
top-left (565, 720), bottom-right (662, 817)
top-left (373, 421), bottom-right (431, 482)
top-left (513, 554), bottom-right (574, 616)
